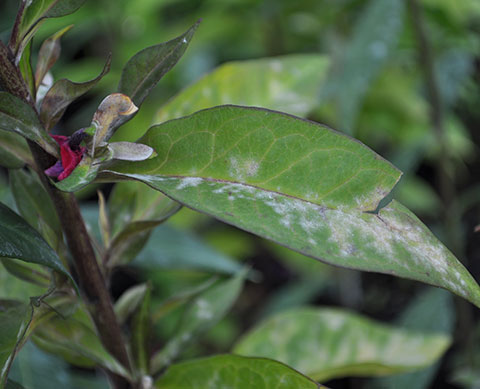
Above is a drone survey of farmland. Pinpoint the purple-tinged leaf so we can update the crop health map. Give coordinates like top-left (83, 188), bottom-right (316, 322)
top-left (0, 92), bottom-right (58, 157)
top-left (39, 56), bottom-right (111, 130)
top-left (118, 21), bottom-right (199, 108)
top-left (35, 25), bottom-right (73, 90)
top-left (108, 142), bottom-right (154, 161)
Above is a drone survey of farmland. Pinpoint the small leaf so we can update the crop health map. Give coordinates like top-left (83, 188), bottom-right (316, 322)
top-left (131, 283), bottom-right (151, 374)
top-left (32, 303), bottom-right (130, 379)
top-left (114, 283), bottom-right (148, 324)
top-left (108, 142), bottom-right (155, 161)
top-left (40, 56), bottom-right (111, 130)
top-left (151, 269), bottom-right (247, 373)
top-left (91, 93), bottom-right (138, 153)
top-left (1, 259), bottom-right (50, 287)
top-left (103, 105), bottom-right (480, 308)
top-left (35, 25), bottom-right (73, 90)
top-left (0, 300), bottom-right (30, 386)
top-left (0, 92), bottom-right (58, 157)
top-left (0, 202), bottom-right (72, 284)
top-left (97, 190), bottom-right (110, 247)
top-left (233, 307), bottom-right (452, 381)
top-left (118, 21), bottom-right (199, 107)
top-left (154, 355), bottom-right (324, 389)
top-left (0, 131), bottom-right (32, 169)
top-left (19, 40), bottom-right (34, 98)
top-left (156, 54), bottom-right (330, 123)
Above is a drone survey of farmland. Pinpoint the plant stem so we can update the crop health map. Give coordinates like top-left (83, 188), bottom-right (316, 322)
top-left (0, 41), bottom-right (132, 388)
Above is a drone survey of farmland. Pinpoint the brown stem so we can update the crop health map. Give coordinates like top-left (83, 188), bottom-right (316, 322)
top-left (1, 41), bottom-right (132, 388)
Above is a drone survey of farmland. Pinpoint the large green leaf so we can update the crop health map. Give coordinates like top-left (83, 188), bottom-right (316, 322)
top-left (0, 300), bottom-right (30, 386)
top-left (154, 355), bottom-right (324, 389)
top-left (0, 92), bottom-right (58, 157)
top-left (118, 22), bottom-right (199, 108)
top-left (151, 269), bottom-right (247, 373)
top-left (103, 105), bottom-right (480, 308)
top-left (155, 54), bottom-right (329, 123)
top-left (0, 202), bottom-right (71, 283)
top-left (233, 307), bottom-right (451, 381)
top-left (0, 132), bottom-right (32, 169)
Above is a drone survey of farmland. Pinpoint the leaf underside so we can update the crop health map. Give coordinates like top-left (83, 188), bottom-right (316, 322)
top-left (102, 105), bottom-right (480, 308)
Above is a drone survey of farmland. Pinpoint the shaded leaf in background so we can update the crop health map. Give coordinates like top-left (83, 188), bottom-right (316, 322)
top-left (155, 54), bottom-right (329, 123)
top-left (105, 105), bottom-right (480, 308)
top-left (114, 283), bottom-right (148, 325)
top-left (151, 269), bottom-right (247, 373)
top-left (1, 259), bottom-right (50, 288)
top-left (233, 307), bottom-right (451, 381)
top-left (367, 288), bottom-right (454, 389)
top-left (0, 202), bottom-right (72, 283)
top-left (0, 131), bottom-right (32, 169)
top-left (131, 283), bottom-right (151, 374)
top-left (9, 168), bottom-right (62, 249)
top-left (0, 92), bottom-right (58, 157)
top-left (40, 56), bottom-right (111, 131)
top-left (32, 304), bottom-right (129, 379)
top-left (321, 0), bottom-right (405, 133)
top-left (0, 300), bottom-right (30, 386)
top-left (133, 224), bottom-right (243, 275)
top-left (9, 341), bottom-right (108, 389)
top-left (154, 354), bottom-right (324, 389)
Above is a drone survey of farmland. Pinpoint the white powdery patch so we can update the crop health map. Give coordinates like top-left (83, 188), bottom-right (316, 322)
top-left (229, 157), bottom-right (260, 180)
top-left (195, 299), bottom-right (213, 320)
top-left (175, 177), bottom-right (204, 190)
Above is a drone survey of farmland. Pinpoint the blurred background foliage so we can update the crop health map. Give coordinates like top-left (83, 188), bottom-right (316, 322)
top-left (1, 0), bottom-right (480, 387)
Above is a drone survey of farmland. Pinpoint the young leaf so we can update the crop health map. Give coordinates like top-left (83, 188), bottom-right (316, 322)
top-left (34, 25), bottom-right (73, 90)
top-left (233, 307), bottom-right (451, 381)
top-left (15, 0), bottom-right (86, 55)
top-left (156, 54), bottom-right (329, 123)
top-left (0, 92), bottom-right (58, 157)
top-left (0, 202), bottom-right (71, 283)
top-left (151, 269), bottom-right (247, 373)
top-left (0, 300), bottom-right (30, 386)
top-left (118, 21), bottom-right (199, 108)
top-left (154, 355), bottom-right (325, 389)
top-left (103, 105), bottom-right (480, 308)
top-left (114, 283), bottom-right (148, 324)
top-left (108, 142), bottom-right (154, 161)
top-left (40, 56), bottom-right (111, 130)
top-left (18, 40), bottom-right (34, 98)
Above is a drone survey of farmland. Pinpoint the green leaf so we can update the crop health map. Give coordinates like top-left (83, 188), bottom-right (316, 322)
top-left (19, 40), bottom-right (34, 99)
top-left (5, 379), bottom-right (25, 389)
top-left (39, 56), bottom-right (111, 130)
top-left (151, 269), bottom-right (247, 373)
top-left (0, 92), bottom-right (58, 157)
top-left (154, 355), bottom-right (324, 389)
top-left (118, 21), bottom-right (199, 108)
top-left (34, 25), bottom-right (73, 90)
top-left (0, 132), bottom-right (32, 169)
top-left (103, 105), bottom-right (480, 308)
top-left (233, 307), bottom-right (451, 381)
top-left (17, 0), bottom-right (86, 48)
top-left (0, 300), bottom-right (30, 386)
top-left (321, 0), bottom-right (405, 133)
top-left (10, 168), bottom-right (62, 249)
top-left (0, 202), bottom-right (72, 284)
top-left (32, 304), bottom-right (130, 379)
top-left (156, 54), bottom-right (329, 123)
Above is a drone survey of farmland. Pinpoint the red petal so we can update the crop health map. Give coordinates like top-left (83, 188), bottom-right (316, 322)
top-left (51, 135), bottom-right (69, 146)
top-left (58, 144), bottom-right (85, 180)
